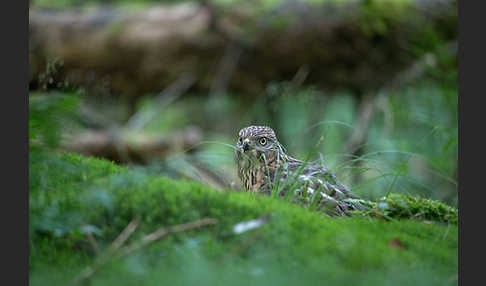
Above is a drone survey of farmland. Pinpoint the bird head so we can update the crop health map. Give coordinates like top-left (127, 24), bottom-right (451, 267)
top-left (235, 126), bottom-right (281, 162)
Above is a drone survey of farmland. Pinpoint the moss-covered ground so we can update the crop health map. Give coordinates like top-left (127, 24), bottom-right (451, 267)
top-left (30, 150), bottom-right (458, 286)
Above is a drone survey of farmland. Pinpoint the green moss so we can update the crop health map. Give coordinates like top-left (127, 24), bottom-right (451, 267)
top-left (380, 193), bottom-right (457, 224)
top-left (30, 150), bottom-right (457, 286)
top-left (346, 193), bottom-right (458, 224)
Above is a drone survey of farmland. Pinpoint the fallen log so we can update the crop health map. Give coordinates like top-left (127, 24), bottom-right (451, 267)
top-left (29, 0), bottom-right (457, 96)
top-left (60, 126), bottom-right (203, 163)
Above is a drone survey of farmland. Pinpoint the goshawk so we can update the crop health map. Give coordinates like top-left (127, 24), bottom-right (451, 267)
top-left (234, 125), bottom-right (362, 215)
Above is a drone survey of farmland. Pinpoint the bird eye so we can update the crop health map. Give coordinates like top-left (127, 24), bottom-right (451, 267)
top-left (259, 137), bottom-right (267, 146)
top-left (238, 137), bottom-right (243, 144)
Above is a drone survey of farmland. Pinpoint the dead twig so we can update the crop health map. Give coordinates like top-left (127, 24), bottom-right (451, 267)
top-left (345, 93), bottom-right (375, 155)
top-left (344, 40), bottom-right (457, 155)
top-left (85, 232), bottom-right (100, 254)
top-left (126, 72), bottom-right (196, 130)
top-left (71, 219), bottom-right (139, 286)
top-left (210, 40), bottom-right (244, 96)
top-left (107, 219), bottom-right (140, 254)
top-left (119, 217), bottom-right (218, 256)
top-left (70, 218), bottom-right (217, 286)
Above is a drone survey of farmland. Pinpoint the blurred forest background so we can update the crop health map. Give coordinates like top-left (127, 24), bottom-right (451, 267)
top-left (29, 0), bottom-right (458, 206)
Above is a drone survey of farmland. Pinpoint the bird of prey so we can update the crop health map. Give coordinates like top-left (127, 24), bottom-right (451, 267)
top-left (234, 125), bottom-right (362, 216)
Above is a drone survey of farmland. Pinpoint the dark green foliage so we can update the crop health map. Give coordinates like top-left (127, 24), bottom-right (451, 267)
top-left (29, 92), bottom-right (81, 148)
top-left (30, 150), bottom-right (457, 286)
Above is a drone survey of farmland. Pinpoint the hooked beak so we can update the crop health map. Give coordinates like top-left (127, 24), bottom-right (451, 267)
top-left (242, 139), bottom-right (250, 152)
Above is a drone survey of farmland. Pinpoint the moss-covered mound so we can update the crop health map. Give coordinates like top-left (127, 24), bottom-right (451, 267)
top-left (30, 150), bottom-right (458, 286)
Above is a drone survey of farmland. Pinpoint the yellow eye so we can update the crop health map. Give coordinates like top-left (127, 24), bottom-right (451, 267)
top-left (259, 137), bottom-right (267, 146)
top-left (238, 137), bottom-right (243, 144)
